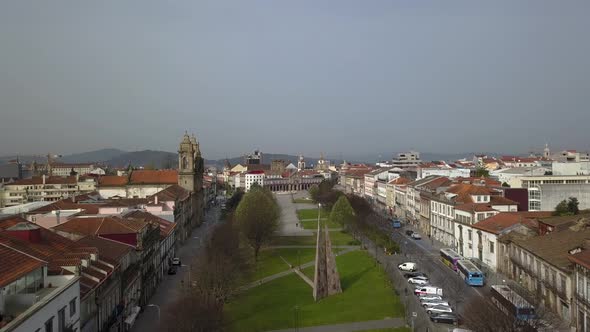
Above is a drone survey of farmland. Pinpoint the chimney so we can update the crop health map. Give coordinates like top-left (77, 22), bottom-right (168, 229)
top-left (42, 174), bottom-right (46, 185)
top-left (154, 195), bottom-right (158, 205)
top-left (56, 210), bottom-right (61, 225)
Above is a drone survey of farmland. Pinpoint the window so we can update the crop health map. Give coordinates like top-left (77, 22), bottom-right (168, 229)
top-left (45, 317), bottom-right (54, 332)
top-left (70, 297), bottom-right (77, 317)
top-left (468, 230), bottom-right (472, 241)
top-left (490, 241), bottom-right (495, 254)
top-left (560, 275), bottom-right (567, 294)
top-left (58, 307), bottom-right (65, 332)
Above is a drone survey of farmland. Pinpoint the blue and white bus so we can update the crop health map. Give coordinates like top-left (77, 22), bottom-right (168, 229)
top-left (439, 248), bottom-right (462, 271)
top-left (391, 218), bottom-right (401, 229)
top-left (490, 285), bottom-right (536, 322)
top-left (457, 259), bottom-right (484, 286)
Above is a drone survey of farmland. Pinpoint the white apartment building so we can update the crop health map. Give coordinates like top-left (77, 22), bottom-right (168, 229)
top-left (430, 195), bottom-right (456, 247)
top-left (245, 171), bottom-right (265, 192)
top-left (49, 163), bottom-right (99, 177)
top-left (417, 167), bottom-right (470, 180)
top-left (0, 175), bottom-right (96, 207)
top-left (553, 162), bottom-right (590, 176)
top-left (364, 168), bottom-right (392, 200)
top-left (391, 151), bottom-right (421, 169)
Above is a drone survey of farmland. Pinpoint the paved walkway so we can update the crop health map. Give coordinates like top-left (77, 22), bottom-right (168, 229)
top-left (267, 318), bottom-right (406, 332)
top-left (276, 192), bottom-right (313, 236)
top-left (265, 245), bottom-right (360, 250)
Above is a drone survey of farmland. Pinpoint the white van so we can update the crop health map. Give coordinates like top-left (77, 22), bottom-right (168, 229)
top-left (414, 286), bottom-right (443, 296)
top-left (398, 262), bottom-right (417, 271)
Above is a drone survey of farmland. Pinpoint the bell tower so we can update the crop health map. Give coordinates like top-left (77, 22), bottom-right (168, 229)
top-left (178, 132), bottom-right (203, 193)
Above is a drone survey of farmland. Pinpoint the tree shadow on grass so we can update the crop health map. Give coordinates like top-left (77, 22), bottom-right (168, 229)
top-left (340, 266), bottom-right (374, 291)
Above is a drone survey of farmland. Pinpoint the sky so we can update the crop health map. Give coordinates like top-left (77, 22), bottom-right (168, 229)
top-left (1, 1), bottom-right (589, 160)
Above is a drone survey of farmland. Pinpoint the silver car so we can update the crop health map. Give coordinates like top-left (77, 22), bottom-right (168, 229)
top-left (419, 295), bottom-right (443, 302)
top-left (422, 300), bottom-right (450, 308)
top-left (425, 305), bottom-right (453, 315)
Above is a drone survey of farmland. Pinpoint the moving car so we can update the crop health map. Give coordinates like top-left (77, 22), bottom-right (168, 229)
top-left (419, 294), bottom-right (443, 302)
top-left (398, 262), bottom-right (417, 271)
top-left (408, 276), bottom-right (429, 285)
top-left (425, 305), bottom-right (453, 315)
top-left (404, 272), bottom-right (428, 279)
top-left (411, 233), bottom-right (422, 240)
top-left (405, 230), bottom-right (414, 236)
top-left (429, 312), bottom-right (460, 324)
top-left (172, 257), bottom-right (182, 266)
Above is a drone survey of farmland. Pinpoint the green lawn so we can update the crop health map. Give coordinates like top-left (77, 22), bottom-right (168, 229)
top-left (300, 218), bottom-right (341, 230)
top-left (293, 197), bottom-right (315, 204)
top-left (357, 328), bottom-right (410, 332)
top-left (297, 208), bottom-right (331, 220)
top-left (271, 231), bottom-right (356, 246)
top-left (225, 250), bottom-right (404, 332)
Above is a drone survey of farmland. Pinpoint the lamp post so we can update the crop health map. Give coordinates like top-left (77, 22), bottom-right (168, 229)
top-left (317, 203), bottom-right (322, 229)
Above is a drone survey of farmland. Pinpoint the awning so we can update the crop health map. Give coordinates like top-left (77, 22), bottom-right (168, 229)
top-left (124, 306), bottom-right (141, 326)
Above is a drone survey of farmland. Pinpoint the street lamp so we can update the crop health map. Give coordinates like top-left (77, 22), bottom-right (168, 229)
top-left (147, 304), bottom-right (160, 324)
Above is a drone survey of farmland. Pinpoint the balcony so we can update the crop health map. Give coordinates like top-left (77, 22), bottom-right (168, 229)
top-left (575, 292), bottom-right (590, 309)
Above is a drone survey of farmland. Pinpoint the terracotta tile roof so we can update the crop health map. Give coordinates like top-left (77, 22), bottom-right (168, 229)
top-left (98, 175), bottom-right (128, 187)
top-left (124, 210), bottom-right (176, 238)
top-left (129, 169), bottom-right (178, 185)
top-left (100, 198), bottom-right (149, 207)
top-left (0, 243), bottom-right (46, 286)
top-left (421, 177), bottom-right (452, 190)
top-left (53, 216), bottom-right (146, 236)
top-left (569, 250), bottom-right (590, 270)
top-left (150, 184), bottom-right (190, 202)
top-left (537, 213), bottom-right (590, 227)
top-left (472, 212), bottom-right (552, 234)
top-left (513, 228), bottom-right (590, 271)
top-left (455, 203), bottom-right (497, 213)
top-left (7, 176), bottom-right (78, 186)
top-left (490, 196), bottom-right (518, 206)
top-left (76, 236), bottom-right (132, 261)
top-left (388, 177), bottom-right (411, 185)
top-left (445, 183), bottom-right (497, 203)
top-left (29, 199), bottom-right (100, 215)
top-left (453, 177), bottom-right (502, 187)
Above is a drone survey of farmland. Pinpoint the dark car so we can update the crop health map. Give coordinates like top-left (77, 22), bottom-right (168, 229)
top-left (167, 266), bottom-right (177, 275)
top-left (405, 230), bottom-right (414, 236)
top-left (404, 272), bottom-right (428, 279)
top-left (429, 312), bottom-right (461, 324)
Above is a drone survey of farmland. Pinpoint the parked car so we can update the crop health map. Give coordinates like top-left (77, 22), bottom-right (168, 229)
top-left (398, 262), bottom-right (417, 271)
top-left (425, 305), bottom-right (453, 315)
top-left (172, 257), bottom-right (182, 266)
top-left (405, 230), bottom-right (414, 236)
top-left (414, 286), bottom-right (443, 296)
top-left (419, 294), bottom-right (443, 302)
top-left (408, 276), bottom-right (429, 285)
top-left (404, 272), bottom-right (428, 279)
top-left (422, 300), bottom-right (450, 308)
top-left (429, 312), bottom-right (460, 324)
top-left (411, 232), bottom-right (422, 240)
top-left (167, 266), bottom-right (177, 275)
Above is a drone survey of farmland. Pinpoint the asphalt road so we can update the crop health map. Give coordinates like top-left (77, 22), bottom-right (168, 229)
top-left (130, 206), bottom-right (222, 332)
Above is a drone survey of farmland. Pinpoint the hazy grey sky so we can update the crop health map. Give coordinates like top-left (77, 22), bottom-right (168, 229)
top-left (1, 1), bottom-right (589, 160)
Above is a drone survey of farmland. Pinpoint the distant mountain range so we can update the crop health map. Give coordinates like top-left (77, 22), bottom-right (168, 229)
top-left (0, 149), bottom-right (508, 169)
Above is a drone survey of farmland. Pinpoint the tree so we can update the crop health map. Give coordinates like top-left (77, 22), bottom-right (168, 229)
top-left (235, 187), bottom-right (280, 260)
top-left (329, 195), bottom-right (355, 230)
top-left (226, 188), bottom-right (245, 211)
top-left (308, 185), bottom-right (319, 202)
top-left (502, 182), bottom-right (510, 187)
top-left (568, 197), bottom-right (580, 215)
top-left (475, 167), bottom-right (490, 177)
top-left (554, 199), bottom-right (570, 216)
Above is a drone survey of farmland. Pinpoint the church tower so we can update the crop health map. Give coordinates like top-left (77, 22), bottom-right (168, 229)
top-left (298, 155), bottom-right (306, 171)
top-left (543, 143), bottom-right (551, 159)
top-left (178, 132), bottom-right (203, 193)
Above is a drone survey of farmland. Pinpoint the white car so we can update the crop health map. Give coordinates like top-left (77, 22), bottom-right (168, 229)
top-left (422, 300), bottom-right (450, 308)
top-left (419, 295), bottom-right (443, 302)
top-left (408, 276), bottom-right (429, 285)
top-left (172, 257), bottom-right (181, 266)
top-left (398, 262), bottom-right (417, 271)
top-left (425, 305), bottom-right (453, 315)
top-left (411, 232), bottom-right (422, 240)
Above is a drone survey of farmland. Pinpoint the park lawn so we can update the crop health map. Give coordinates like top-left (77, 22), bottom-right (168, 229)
top-left (225, 250), bottom-right (404, 332)
top-left (297, 208), bottom-right (331, 220)
top-left (250, 248), bottom-right (317, 282)
top-left (271, 231), bottom-right (356, 246)
top-left (300, 218), bottom-right (340, 230)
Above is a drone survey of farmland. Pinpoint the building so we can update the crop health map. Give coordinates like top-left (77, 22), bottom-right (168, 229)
top-left (315, 153), bottom-right (331, 171)
top-left (554, 150), bottom-right (590, 163)
top-left (244, 170), bottom-right (265, 192)
top-left (385, 177), bottom-right (410, 216)
top-left (0, 175), bottom-right (97, 207)
top-left (263, 170), bottom-right (324, 192)
top-left (245, 150), bottom-right (263, 165)
top-left (271, 159), bottom-right (287, 173)
top-left (514, 175), bottom-right (590, 211)
top-left (364, 168), bottom-right (392, 201)
top-left (553, 162), bottom-right (590, 176)
top-left (97, 170), bottom-right (178, 199)
top-left (297, 155), bottom-right (306, 171)
top-left (49, 163), bottom-right (102, 177)
top-left (391, 151), bottom-right (421, 169)
top-left (498, 217), bottom-right (590, 324)
top-left (491, 167), bottom-right (549, 187)
top-left (416, 162), bottom-right (470, 180)
top-left (569, 249), bottom-right (590, 332)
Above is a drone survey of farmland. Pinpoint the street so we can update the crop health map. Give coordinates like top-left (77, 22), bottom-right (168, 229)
top-left (131, 206), bottom-right (222, 332)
